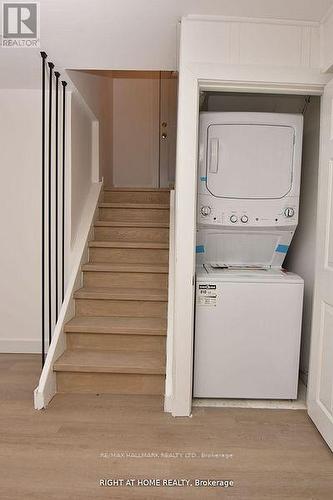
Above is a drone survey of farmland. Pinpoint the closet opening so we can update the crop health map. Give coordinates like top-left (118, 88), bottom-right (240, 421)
top-left (193, 90), bottom-right (321, 410)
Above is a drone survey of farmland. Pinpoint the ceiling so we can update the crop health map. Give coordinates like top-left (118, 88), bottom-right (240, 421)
top-left (0, 0), bottom-right (332, 89)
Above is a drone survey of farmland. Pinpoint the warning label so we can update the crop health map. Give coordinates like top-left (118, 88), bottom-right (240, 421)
top-left (197, 284), bottom-right (217, 306)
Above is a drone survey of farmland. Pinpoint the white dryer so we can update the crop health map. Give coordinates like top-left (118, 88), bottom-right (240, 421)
top-left (197, 112), bottom-right (303, 268)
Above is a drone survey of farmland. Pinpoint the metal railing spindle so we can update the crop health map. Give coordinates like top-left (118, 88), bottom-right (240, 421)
top-left (40, 51), bottom-right (47, 366)
top-left (54, 71), bottom-right (60, 320)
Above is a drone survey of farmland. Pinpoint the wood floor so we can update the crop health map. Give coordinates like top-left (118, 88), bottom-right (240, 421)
top-left (1, 354), bottom-right (332, 500)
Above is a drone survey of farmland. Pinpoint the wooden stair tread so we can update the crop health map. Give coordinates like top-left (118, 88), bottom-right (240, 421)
top-left (103, 187), bottom-right (170, 192)
top-left (99, 203), bottom-right (169, 209)
top-left (74, 287), bottom-right (168, 301)
top-left (64, 316), bottom-right (167, 335)
top-left (89, 241), bottom-right (168, 249)
top-left (82, 262), bottom-right (169, 273)
top-left (94, 221), bottom-right (169, 228)
top-left (54, 349), bottom-right (165, 374)
top-left (55, 186), bottom-right (170, 395)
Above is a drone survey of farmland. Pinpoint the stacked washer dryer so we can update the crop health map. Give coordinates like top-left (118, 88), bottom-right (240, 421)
top-left (194, 112), bottom-right (304, 399)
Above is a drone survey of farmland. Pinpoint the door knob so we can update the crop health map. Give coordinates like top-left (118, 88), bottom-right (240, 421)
top-left (161, 132), bottom-right (167, 139)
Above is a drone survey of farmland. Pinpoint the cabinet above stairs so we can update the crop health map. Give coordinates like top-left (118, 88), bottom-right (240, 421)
top-left (54, 188), bottom-right (170, 395)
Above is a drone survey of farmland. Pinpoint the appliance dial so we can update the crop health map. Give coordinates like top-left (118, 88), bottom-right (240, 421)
top-left (201, 206), bottom-right (211, 217)
top-left (284, 207), bottom-right (295, 218)
top-left (230, 215), bottom-right (238, 223)
top-left (241, 215), bottom-right (249, 223)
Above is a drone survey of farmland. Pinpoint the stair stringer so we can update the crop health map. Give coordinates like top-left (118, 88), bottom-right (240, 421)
top-left (34, 181), bottom-right (103, 409)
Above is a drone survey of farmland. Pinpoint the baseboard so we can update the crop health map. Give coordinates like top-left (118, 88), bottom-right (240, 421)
top-left (164, 393), bottom-right (174, 413)
top-left (0, 339), bottom-right (42, 354)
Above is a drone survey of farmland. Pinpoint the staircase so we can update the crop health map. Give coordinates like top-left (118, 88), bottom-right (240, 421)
top-left (54, 188), bottom-right (170, 395)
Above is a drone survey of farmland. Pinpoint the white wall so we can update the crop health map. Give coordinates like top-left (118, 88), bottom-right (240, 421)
top-left (70, 92), bottom-right (95, 246)
top-left (285, 97), bottom-right (321, 383)
top-left (67, 71), bottom-right (113, 186)
top-left (0, 90), bottom-right (41, 352)
top-left (112, 77), bottom-right (160, 187)
top-left (2, 1), bottom-right (333, 90)
top-left (0, 86), bottom-right (97, 354)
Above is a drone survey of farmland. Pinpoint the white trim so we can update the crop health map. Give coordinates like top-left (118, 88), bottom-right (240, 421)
top-left (185, 14), bottom-right (320, 28)
top-left (199, 80), bottom-right (325, 95)
top-left (34, 181), bottom-right (103, 410)
top-left (164, 189), bottom-right (175, 413)
top-left (320, 3), bottom-right (333, 24)
top-left (319, 5), bottom-right (333, 73)
top-left (0, 340), bottom-right (43, 354)
top-left (171, 63), bottom-right (198, 417)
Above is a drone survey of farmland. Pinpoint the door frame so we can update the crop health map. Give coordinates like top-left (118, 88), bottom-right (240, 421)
top-left (171, 75), bottom-right (324, 417)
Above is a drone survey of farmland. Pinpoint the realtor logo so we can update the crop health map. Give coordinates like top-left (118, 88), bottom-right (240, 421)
top-left (2, 2), bottom-right (40, 47)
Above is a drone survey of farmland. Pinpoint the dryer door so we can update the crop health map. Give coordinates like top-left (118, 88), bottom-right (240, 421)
top-left (206, 123), bottom-right (295, 199)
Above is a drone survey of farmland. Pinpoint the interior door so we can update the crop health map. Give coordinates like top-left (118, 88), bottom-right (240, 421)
top-left (307, 79), bottom-right (333, 451)
top-left (206, 124), bottom-right (294, 198)
top-left (112, 74), bottom-right (160, 188)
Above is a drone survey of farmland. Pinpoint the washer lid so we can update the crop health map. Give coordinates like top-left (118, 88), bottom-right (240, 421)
top-left (197, 265), bottom-right (304, 284)
top-left (196, 230), bottom-right (293, 269)
top-left (206, 123), bottom-right (295, 199)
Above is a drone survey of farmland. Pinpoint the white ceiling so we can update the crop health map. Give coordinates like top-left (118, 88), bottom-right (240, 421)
top-left (0, 0), bottom-right (332, 89)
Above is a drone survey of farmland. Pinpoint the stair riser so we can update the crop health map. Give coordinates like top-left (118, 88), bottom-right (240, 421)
top-left (89, 247), bottom-right (169, 264)
top-left (57, 372), bottom-right (165, 394)
top-left (103, 191), bottom-right (170, 204)
top-left (67, 333), bottom-right (166, 353)
top-left (83, 271), bottom-right (168, 289)
top-left (100, 207), bottom-right (169, 223)
top-left (94, 226), bottom-right (169, 243)
top-left (75, 299), bottom-right (167, 318)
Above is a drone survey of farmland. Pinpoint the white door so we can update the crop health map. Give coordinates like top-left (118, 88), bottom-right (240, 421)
top-left (112, 76), bottom-right (160, 188)
top-left (307, 79), bottom-right (333, 451)
top-left (206, 123), bottom-right (294, 199)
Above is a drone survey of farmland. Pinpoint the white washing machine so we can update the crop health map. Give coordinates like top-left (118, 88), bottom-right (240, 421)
top-left (194, 266), bottom-right (304, 399)
top-left (194, 111), bottom-right (304, 399)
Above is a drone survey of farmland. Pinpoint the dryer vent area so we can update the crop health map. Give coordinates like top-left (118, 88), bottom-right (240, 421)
top-left (194, 90), bottom-right (321, 408)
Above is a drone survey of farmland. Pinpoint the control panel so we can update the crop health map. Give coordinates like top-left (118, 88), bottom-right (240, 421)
top-left (198, 195), bottom-right (298, 228)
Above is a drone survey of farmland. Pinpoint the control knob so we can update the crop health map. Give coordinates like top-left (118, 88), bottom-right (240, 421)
top-left (230, 215), bottom-right (238, 223)
top-left (241, 215), bottom-right (249, 223)
top-left (200, 206), bottom-right (211, 217)
top-left (284, 207), bottom-right (295, 218)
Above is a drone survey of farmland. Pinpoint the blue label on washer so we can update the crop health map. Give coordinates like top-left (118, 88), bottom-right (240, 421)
top-left (276, 244), bottom-right (289, 254)
top-left (200, 176), bottom-right (207, 181)
top-left (196, 245), bottom-right (205, 253)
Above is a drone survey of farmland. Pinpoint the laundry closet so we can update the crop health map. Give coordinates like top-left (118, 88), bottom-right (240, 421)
top-left (193, 91), bottom-right (321, 407)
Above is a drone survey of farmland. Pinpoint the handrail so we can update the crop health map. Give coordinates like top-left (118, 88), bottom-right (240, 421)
top-left (40, 52), bottom-right (69, 367)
